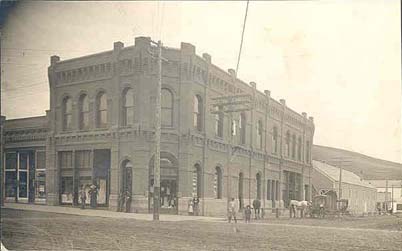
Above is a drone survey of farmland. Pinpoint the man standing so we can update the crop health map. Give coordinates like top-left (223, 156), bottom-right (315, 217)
top-left (193, 197), bottom-right (200, 216)
top-left (79, 185), bottom-right (87, 210)
top-left (252, 198), bottom-right (261, 219)
top-left (228, 198), bottom-right (238, 223)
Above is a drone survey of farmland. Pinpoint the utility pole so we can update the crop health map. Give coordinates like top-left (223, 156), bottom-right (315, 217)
top-left (327, 157), bottom-right (352, 201)
top-left (148, 39), bottom-right (167, 221)
top-left (391, 184), bottom-right (394, 214)
top-left (385, 180), bottom-right (388, 212)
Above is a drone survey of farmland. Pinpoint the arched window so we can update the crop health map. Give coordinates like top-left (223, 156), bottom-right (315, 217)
top-left (215, 106), bottom-right (223, 137)
top-left (272, 127), bottom-right (278, 154)
top-left (214, 166), bottom-right (223, 199)
top-left (161, 88), bottom-right (173, 127)
top-left (63, 97), bottom-right (73, 131)
top-left (285, 131), bottom-right (290, 157)
top-left (79, 94), bottom-right (89, 130)
top-left (291, 134), bottom-right (296, 159)
top-left (297, 137), bottom-right (302, 161)
top-left (306, 140), bottom-right (311, 163)
top-left (239, 172), bottom-right (244, 209)
top-left (193, 164), bottom-right (202, 198)
top-left (193, 95), bottom-right (203, 131)
top-left (96, 92), bottom-right (107, 128)
top-left (239, 112), bottom-right (246, 144)
top-left (256, 172), bottom-right (262, 200)
top-left (123, 88), bottom-right (134, 126)
top-left (257, 120), bottom-right (263, 149)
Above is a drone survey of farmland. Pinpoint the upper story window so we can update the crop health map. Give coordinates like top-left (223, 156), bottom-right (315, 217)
top-left (239, 112), bottom-right (246, 145)
top-left (96, 92), bottom-right (107, 128)
top-left (291, 134), bottom-right (296, 159)
top-left (123, 88), bottom-right (134, 126)
top-left (272, 126), bottom-right (278, 154)
top-left (79, 94), bottom-right (90, 130)
top-left (297, 137), bottom-right (302, 161)
top-left (193, 95), bottom-right (203, 131)
top-left (257, 120), bottom-right (263, 149)
top-left (306, 140), bottom-right (311, 163)
top-left (231, 119), bottom-right (237, 136)
top-left (285, 131), bottom-right (290, 157)
top-left (161, 88), bottom-right (173, 127)
top-left (215, 106), bottom-right (224, 138)
top-left (62, 96), bottom-right (73, 131)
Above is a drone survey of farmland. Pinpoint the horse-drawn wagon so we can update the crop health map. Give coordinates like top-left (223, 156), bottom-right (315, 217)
top-left (309, 190), bottom-right (349, 218)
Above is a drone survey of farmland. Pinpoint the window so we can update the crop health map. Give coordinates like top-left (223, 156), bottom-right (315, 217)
top-left (291, 134), bottom-right (296, 159)
top-left (59, 151), bottom-right (73, 169)
top-left (272, 127), bottom-right (278, 154)
top-left (161, 88), bottom-right (173, 127)
top-left (75, 151), bottom-right (91, 169)
top-left (215, 106), bottom-right (223, 137)
top-left (256, 173), bottom-right (262, 200)
top-left (285, 131), bottom-right (290, 157)
top-left (79, 94), bottom-right (89, 130)
top-left (96, 92), bottom-right (107, 128)
top-left (231, 119), bottom-right (237, 136)
top-left (63, 97), bottom-right (73, 130)
top-left (193, 95), bottom-right (203, 131)
top-left (123, 88), bottom-right (134, 126)
top-left (306, 140), bottom-right (311, 163)
top-left (214, 166), bottom-right (223, 199)
top-left (257, 120), bottom-right (263, 149)
top-left (297, 137), bottom-right (302, 161)
top-left (193, 164), bottom-right (202, 198)
top-left (239, 112), bottom-right (246, 144)
top-left (267, 180), bottom-right (271, 200)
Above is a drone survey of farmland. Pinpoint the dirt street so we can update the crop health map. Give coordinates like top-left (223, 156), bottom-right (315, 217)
top-left (2, 209), bottom-right (401, 251)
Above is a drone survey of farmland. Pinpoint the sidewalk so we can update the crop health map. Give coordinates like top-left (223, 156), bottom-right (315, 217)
top-left (2, 203), bottom-right (225, 222)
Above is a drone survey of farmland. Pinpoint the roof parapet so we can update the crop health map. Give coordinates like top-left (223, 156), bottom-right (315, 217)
top-left (50, 55), bottom-right (60, 66)
top-left (181, 42), bottom-right (196, 54)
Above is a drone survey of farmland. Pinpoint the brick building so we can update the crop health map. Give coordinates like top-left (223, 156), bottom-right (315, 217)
top-left (2, 37), bottom-right (314, 216)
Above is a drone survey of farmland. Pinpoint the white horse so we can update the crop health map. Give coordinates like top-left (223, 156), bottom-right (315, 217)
top-left (289, 200), bottom-right (310, 218)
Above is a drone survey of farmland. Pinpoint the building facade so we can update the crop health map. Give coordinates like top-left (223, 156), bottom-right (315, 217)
top-left (312, 160), bottom-right (378, 215)
top-left (2, 37), bottom-right (314, 216)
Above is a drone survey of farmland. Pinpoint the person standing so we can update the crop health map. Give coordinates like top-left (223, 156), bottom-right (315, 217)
top-left (193, 197), bottom-right (200, 216)
top-left (228, 198), bottom-right (237, 223)
top-left (244, 205), bottom-right (252, 223)
top-left (79, 185), bottom-right (87, 210)
top-left (252, 199), bottom-right (261, 219)
top-left (89, 184), bottom-right (98, 209)
top-left (188, 198), bottom-right (194, 215)
top-left (125, 191), bottom-right (132, 213)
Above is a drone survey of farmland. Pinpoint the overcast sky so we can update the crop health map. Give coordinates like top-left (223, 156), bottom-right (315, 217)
top-left (1, 1), bottom-right (401, 163)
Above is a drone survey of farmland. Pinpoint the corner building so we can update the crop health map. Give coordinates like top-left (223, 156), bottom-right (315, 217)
top-left (3, 37), bottom-right (315, 216)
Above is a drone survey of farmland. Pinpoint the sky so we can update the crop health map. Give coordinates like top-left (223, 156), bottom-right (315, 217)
top-left (1, 1), bottom-right (401, 163)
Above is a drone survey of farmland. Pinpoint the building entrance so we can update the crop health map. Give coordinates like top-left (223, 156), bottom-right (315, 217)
top-left (149, 153), bottom-right (178, 214)
top-left (4, 151), bottom-right (44, 203)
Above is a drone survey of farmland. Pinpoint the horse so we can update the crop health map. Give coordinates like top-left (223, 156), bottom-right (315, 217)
top-left (289, 200), bottom-right (310, 218)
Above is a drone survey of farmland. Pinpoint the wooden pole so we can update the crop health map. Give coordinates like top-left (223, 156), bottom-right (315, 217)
top-left (153, 40), bottom-right (162, 221)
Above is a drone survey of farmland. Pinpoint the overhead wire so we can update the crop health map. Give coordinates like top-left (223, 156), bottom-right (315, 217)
top-left (236, 0), bottom-right (250, 76)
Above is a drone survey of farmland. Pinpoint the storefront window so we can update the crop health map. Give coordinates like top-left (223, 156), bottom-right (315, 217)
top-left (5, 171), bottom-right (17, 197)
top-left (19, 153), bottom-right (28, 170)
top-left (35, 171), bottom-right (46, 199)
top-left (79, 177), bottom-right (92, 205)
top-left (6, 152), bottom-right (17, 169)
top-left (61, 177), bottom-right (73, 203)
top-left (19, 171), bottom-right (28, 198)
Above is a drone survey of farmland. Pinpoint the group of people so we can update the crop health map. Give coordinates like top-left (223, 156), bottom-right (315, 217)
top-left (228, 198), bottom-right (263, 224)
top-left (188, 197), bottom-right (200, 215)
top-left (79, 184), bottom-right (98, 210)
